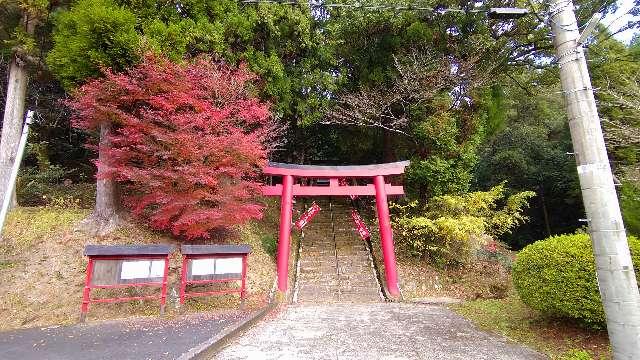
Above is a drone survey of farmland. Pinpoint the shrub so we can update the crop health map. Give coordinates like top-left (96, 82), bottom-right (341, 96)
top-left (68, 55), bottom-right (282, 239)
top-left (512, 233), bottom-right (640, 328)
top-left (17, 166), bottom-right (95, 208)
top-left (392, 183), bottom-right (534, 265)
top-left (260, 234), bottom-right (277, 259)
top-left (621, 181), bottom-right (640, 236)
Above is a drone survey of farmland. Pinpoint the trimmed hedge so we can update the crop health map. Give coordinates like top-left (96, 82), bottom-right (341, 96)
top-left (512, 233), bottom-right (640, 328)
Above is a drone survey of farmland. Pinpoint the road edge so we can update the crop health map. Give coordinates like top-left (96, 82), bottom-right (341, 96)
top-left (178, 300), bottom-right (279, 360)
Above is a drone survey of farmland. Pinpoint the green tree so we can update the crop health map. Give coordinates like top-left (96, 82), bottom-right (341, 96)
top-left (48, 0), bottom-right (336, 127)
top-left (588, 28), bottom-right (640, 183)
top-left (621, 181), bottom-right (640, 236)
top-left (322, 1), bottom-right (536, 199)
top-left (46, 0), bottom-right (141, 90)
top-left (319, 0), bottom-right (624, 202)
top-left (45, 0), bottom-right (337, 233)
top-left (585, 29), bottom-right (640, 238)
top-left (475, 69), bottom-right (583, 248)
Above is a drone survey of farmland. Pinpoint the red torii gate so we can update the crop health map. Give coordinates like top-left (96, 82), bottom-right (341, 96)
top-left (262, 160), bottom-right (410, 298)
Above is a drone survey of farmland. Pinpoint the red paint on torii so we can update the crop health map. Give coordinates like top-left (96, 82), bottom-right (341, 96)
top-left (262, 161), bottom-right (410, 298)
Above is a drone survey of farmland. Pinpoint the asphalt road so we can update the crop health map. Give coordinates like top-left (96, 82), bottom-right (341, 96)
top-left (215, 303), bottom-right (547, 360)
top-left (0, 311), bottom-right (248, 360)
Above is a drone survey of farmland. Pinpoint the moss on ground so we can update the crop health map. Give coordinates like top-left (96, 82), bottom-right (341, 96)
top-left (2, 207), bottom-right (89, 249)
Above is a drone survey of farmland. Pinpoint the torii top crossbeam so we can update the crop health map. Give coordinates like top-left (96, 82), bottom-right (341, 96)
top-left (263, 161), bottom-right (410, 177)
top-left (262, 161), bottom-right (409, 197)
top-left (261, 160), bottom-right (410, 298)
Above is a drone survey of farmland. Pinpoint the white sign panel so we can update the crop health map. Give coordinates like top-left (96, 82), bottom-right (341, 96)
top-left (120, 260), bottom-right (165, 279)
top-left (191, 259), bottom-right (216, 276)
top-left (120, 261), bottom-right (151, 279)
top-left (149, 260), bottom-right (165, 278)
top-left (215, 258), bottom-right (243, 275)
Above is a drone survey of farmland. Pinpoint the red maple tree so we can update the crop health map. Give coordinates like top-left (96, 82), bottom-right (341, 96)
top-left (68, 55), bottom-right (281, 239)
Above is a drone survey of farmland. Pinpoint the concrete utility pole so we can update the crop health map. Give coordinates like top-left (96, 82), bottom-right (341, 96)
top-left (0, 57), bottom-right (29, 210)
top-left (549, 0), bottom-right (640, 357)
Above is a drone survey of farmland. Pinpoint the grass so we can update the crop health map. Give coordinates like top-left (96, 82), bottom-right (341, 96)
top-left (0, 260), bottom-right (15, 270)
top-left (2, 207), bottom-right (89, 249)
top-left (452, 293), bottom-right (611, 359)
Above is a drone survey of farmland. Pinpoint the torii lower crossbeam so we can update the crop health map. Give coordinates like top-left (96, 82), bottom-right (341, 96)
top-left (262, 161), bottom-right (409, 298)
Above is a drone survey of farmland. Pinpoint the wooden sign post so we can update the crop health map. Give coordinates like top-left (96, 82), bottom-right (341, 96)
top-left (179, 244), bottom-right (251, 307)
top-left (80, 245), bottom-right (173, 322)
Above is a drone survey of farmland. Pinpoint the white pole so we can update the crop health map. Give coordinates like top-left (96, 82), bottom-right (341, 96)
top-left (0, 110), bottom-right (33, 235)
top-left (549, 0), bottom-right (640, 358)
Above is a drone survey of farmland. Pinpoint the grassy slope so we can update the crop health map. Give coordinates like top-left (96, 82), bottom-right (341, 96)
top-left (452, 294), bottom-right (610, 359)
top-left (0, 203), bottom-right (280, 331)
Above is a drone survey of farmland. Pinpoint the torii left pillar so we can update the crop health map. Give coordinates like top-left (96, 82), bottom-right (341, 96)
top-left (276, 174), bottom-right (294, 293)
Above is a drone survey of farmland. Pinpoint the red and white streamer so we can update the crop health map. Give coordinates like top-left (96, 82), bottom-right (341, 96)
top-left (294, 202), bottom-right (321, 230)
top-left (351, 209), bottom-right (371, 240)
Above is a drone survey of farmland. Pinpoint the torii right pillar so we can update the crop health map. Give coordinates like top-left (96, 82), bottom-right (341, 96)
top-left (373, 175), bottom-right (400, 298)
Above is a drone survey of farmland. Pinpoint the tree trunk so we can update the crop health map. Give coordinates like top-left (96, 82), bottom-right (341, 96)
top-left (538, 185), bottom-right (552, 237)
top-left (0, 57), bottom-right (29, 209)
top-left (381, 130), bottom-right (395, 163)
top-left (76, 122), bottom-right (127, 235)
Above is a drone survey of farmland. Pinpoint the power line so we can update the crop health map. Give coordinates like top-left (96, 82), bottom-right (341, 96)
top-left (240, 0), bottom-right (487, 15)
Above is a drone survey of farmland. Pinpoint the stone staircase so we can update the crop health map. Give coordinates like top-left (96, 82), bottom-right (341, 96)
top-left (293, 198), bottom-right (382, 303)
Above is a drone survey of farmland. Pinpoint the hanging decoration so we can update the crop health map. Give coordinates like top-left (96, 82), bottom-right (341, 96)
top-left (351, 209), bottom-right (371, 240)
top-left (294, 201), bottom-right (321, 230)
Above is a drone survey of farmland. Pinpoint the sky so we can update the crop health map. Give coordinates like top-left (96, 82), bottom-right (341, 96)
top-left (602, 0), bottom-right (639, 43)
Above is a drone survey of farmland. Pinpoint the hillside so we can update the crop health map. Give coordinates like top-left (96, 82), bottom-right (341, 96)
top-left (0, 204), bottom-right (280, 331)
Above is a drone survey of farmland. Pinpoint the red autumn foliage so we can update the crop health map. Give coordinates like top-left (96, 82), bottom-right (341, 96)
top-left (68, 55), bottom-right (281, 239)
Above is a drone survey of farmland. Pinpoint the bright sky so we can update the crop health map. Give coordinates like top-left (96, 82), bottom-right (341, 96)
top-left (602, 0), bottom-right (639, 43)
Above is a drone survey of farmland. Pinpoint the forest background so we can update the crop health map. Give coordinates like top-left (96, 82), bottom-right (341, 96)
top-left (1, 0), bottom-right (639, 249)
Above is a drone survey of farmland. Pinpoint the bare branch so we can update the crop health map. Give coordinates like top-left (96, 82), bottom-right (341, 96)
top-left (325, 50), bottom-right (491, 135)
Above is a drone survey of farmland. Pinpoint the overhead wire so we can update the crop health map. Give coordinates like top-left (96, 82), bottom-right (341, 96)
top-left (240, 0), bottom-right (487, 15)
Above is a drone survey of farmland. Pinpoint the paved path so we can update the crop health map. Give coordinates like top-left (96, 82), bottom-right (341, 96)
top-left (295, 199), bottom-right (382, 303)
top-left (0, 311), bottom-right (249, 360)
top-left (215, 303), bottom-right (546, 360)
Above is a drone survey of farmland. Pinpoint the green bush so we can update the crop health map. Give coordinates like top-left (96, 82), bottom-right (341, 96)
top-left (392, 183), bottom-right (534, 265)
top-left (512, 233), bottom-right (640, 328)
top-left (17, 166), bottom-right (95, 208)
top-left (260, 234), bottom-right (277, 259)
top-left (621, 181), bottom-right (640, 236)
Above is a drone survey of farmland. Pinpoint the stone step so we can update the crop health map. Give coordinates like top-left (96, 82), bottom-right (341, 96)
top-left (294, 199), bottom-right (381, 304)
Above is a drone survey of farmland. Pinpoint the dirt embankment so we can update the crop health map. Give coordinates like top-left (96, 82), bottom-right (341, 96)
top-left (0, 206), bottom-right (278, 331)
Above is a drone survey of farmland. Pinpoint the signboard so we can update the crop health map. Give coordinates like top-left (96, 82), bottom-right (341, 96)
top-left (91, 259), bottom-right (166, 285)
top-left (294, 202), bottom-right (321, 230)
top-left (190, 258), bottom-right (243, 276)
top-left (180, 244), bottom-right (250, 305)
top-left (351, 209), bottom-right (371, 240)
top-left (81, 244), bottom-right (173, 321)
